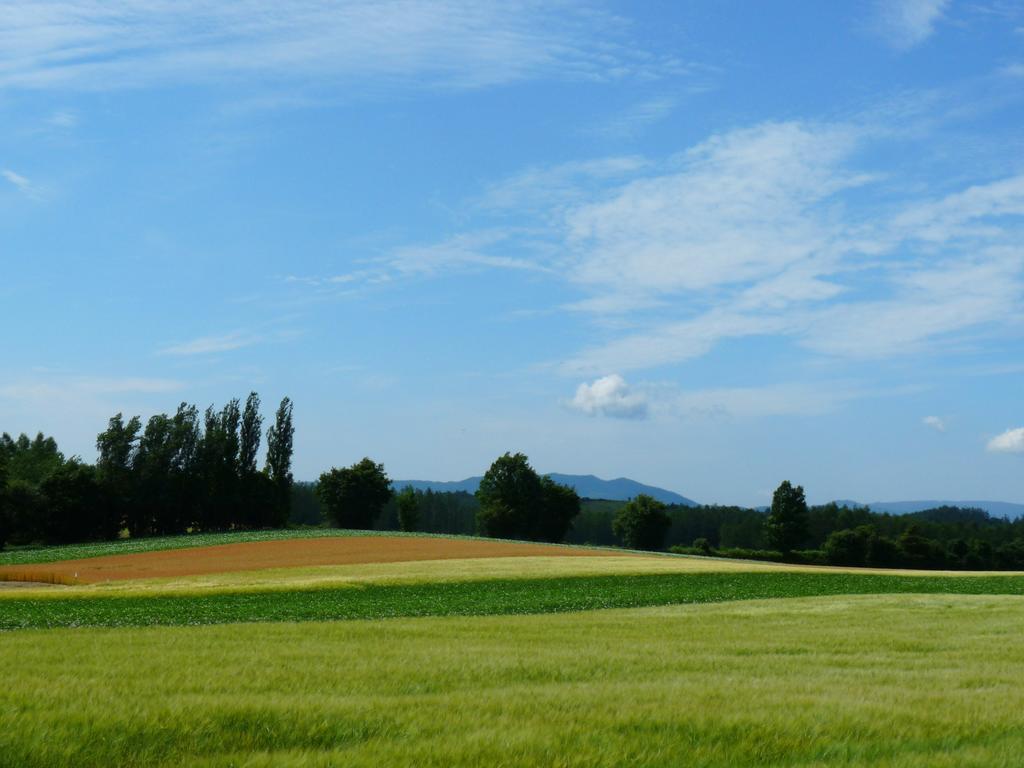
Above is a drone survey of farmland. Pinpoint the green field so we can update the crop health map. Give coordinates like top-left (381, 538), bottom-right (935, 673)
top-left (2, 533), bottom-right (1024, 766)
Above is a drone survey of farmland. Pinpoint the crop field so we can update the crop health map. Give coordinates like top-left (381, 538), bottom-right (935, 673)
top-left (3, 532), bottom-right (1024, 766)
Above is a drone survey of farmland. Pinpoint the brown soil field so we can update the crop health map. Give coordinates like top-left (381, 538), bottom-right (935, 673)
top-left (0, 536), bottom-right (626, 585)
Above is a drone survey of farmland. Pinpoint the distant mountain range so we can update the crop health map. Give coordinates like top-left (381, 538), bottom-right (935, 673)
top-left (858, 500), bottom-right (1024, 519)
top-left (391, 473), bottom-right (696, 506)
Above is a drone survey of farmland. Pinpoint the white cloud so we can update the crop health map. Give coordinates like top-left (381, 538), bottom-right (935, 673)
top-left (873, 0), bottom-right (949, 50)
top-left (0, 1), bottom-right (688, 92)
top-left (923, 415), bottom-right (946, 431)
top-left (158, 330), bottom-right (264, 356)
top-left (479, 156), bottom-right (650, 215)
top-left (569, 374), bottom-right (647, 419)
top-left (2, 169), bottom-right (30, 190)
top-left (988, 427), bottom-right (1024, 453)
top-left (566, 121), bottom-right (869, 295)
top-left (591, 96), bottom-right (678, 139)
top-left (2, 168), bottom-right (43, 200)
top-left (387, 231), bottom-right (548, 277)
top-left (46, 110), bottom-right (78, 128)
top-left (554, 123), bottom-right (1024, 373)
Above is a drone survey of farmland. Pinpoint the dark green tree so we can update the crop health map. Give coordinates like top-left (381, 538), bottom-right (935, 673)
top-left (396, 485), bottom-right (420, 532)
top-left (612, 494), bottom-right (671, 550)
top-left (317, 458), bottom-right (392, 529)
top-left (96, 413), bottom-right (141, 535)
top-left (534, 476), bottom-right (581, 543)
top-left (823, 526), bottom-right (874, 566)
top-left (132, 413), bottom-right (175, 536)
top-left (765, 480), bottom-right (809, 553)
top-left (239, 392), bottom-right (262, 476)
top-left (0, 432), bottom-right (64, 485)
top-left (0, 456), bottom-right (9, 550)
top-left (39, 461), bottom-right (118, 543)
top-left (476, 452), bottom-right (542, 539)
top-left (265, 397), bottom-right (294, 526)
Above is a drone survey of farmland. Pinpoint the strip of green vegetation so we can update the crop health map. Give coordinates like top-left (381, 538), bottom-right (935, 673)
top-left (4, 571), bottom-right (1024, 631)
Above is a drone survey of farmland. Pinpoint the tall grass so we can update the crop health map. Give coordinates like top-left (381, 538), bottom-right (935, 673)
top-left (1, 594), bottom-right (1023, 767)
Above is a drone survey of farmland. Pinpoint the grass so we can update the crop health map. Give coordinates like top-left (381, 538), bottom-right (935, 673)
top-left (2, 594), bottom-right (1023, 767)
top-left (4, 570), bottom-right (1024, 630)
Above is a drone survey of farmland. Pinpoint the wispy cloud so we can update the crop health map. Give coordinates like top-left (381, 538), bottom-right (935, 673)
top-left (568, 374), bottom-right (647, 419)
top-left (386, 231), bottom-right (549, 277)
top-left (0, 1), bottom-right (690, 92)
top-left (158, 330), bottom-right (265, 356)
top-left (923, 415), bottom-right (946, 432)
top-left (552, 120), bottom-right (1024, 373)
top-left (2, 168), bottom-right (40, 199)
top-left (988, 427), bottom-right (1024, 453)
top-left (872, 0), bottom-right (950, 50)
top-left (590, 96), bottom-right (678, 139)
top-left (479, 156), bottom-right (650, 215)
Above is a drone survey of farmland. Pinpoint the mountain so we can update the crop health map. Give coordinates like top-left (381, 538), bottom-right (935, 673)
top-left (392, 473), bottom-right (696, 506)
top-left (826, 498), bottom-right (1024, 519)
top-left (866, 500), bottom-right (1024, 519)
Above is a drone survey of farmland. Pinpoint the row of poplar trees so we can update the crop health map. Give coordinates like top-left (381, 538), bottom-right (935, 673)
top-left (0, 393), bottom-right (294, 547)
top-left (96, 394), bottom-right (295, 537)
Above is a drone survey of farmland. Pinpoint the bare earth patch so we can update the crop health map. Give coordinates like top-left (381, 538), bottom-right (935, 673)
top-left (0, 536), bottom-right (628, 584)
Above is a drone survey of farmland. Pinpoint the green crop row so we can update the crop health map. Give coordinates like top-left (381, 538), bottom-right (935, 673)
top-left (4, 571), bottom-right (1024, 631)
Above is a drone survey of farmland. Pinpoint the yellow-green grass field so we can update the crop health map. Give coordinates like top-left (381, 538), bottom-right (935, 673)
top-left (3, 595), bottom-right (1024, 767)
top-left (3, 532), bottom-right (1024, 766)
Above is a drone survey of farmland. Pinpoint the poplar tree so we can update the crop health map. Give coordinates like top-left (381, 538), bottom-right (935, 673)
top-left (265, 397), bottom-right (294, 525)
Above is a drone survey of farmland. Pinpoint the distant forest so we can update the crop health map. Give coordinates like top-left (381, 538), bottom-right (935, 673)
top-left (3, 400), bottom-right (1024, 572)
top-left (293, 484), bottom-right (1024, 571)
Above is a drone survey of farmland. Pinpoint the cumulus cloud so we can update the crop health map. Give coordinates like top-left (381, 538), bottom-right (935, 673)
top-left (923, 415), bottom-right (946, 431)
top-left (569, 374), bottom-right (647, 419)
top-left (988, 427), bottom-right (1024, 453)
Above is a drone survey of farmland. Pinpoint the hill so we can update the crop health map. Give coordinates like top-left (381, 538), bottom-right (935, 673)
top-left (851, 500), bottom-right (1024, 519)
top-left (392, 473), bottom-right (696, 505)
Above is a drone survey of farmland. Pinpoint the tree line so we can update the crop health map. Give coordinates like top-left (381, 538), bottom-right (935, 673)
top-left (4, 409), bottom-right (1023, 572)
top-left (294, 476), bottom-right (1024, 570)
top-left (311, 452), bottom-right (583, 544)
top-left (0, 394), bottom-right (294, 548)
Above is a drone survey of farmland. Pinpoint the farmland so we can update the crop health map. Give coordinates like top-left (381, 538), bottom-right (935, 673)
top-left (3, 532), bottom-right (1024, 766)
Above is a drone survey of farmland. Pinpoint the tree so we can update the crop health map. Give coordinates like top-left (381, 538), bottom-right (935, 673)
top-left (535, 476), bottom-right (581, 543)
top-left (613, 494), bottom-right (671, 550)
top-left (265, 397), bottom-right (294, 526)
top-left (239, 392), bottom-right (262, 476)
top-left (396, 485), bottom-right (420, 532)
top-left (0, 457), bottom-right (8, 551)
top-left (39, 461), bottom-right (118, 543)
top-left (96, 413), bottom-right (141, 535)
top-left (476, 452), bottom-right (542, 539)
top-left (317, 458), bottom-right (393, 529)
top-left (765, 480), bottom-right (809, 553)
top-left (823, 526), bottom-right (873, 566)
top-left (1, 432), bottom-right (64, 486)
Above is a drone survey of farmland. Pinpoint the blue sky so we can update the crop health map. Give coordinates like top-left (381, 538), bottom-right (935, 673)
top-left (2, 0), bottom-right (1023, 505)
